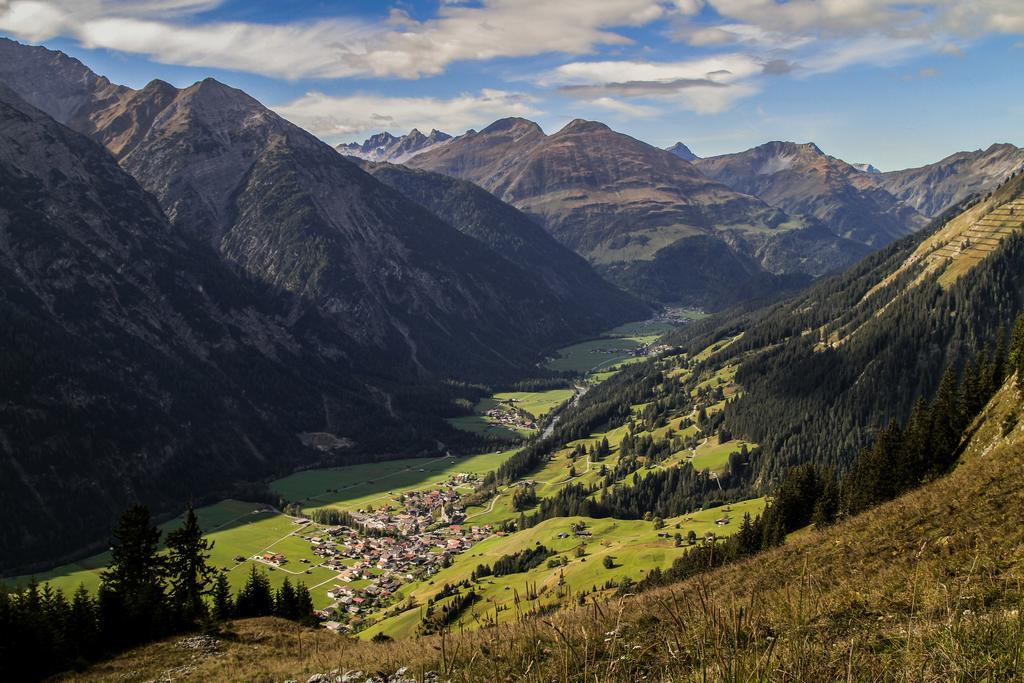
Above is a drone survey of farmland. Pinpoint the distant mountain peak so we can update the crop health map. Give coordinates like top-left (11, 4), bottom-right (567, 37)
top-left (851, 163), bottom-right (881, 174)
top-left (337, 128), bottom-right (452, 163)
top-left (666, 141), bottom-right (699, 161)
top-left (481, 117), bottom-right (543, 135)
top-left (559, 118), bottom-right (610, 134)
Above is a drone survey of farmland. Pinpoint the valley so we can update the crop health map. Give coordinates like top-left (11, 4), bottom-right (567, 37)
top-left (1, 16), bottom-right (1023, 680)
top-left (7, 315), bottom-right (770, 640)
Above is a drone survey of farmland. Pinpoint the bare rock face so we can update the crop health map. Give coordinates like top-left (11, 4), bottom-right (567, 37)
top-left (695, 141), bottom-right (928, 247)
top-left (0, 38), bottom-right (130, 125)
top-left (878, 143), bottom-right (1024, 217)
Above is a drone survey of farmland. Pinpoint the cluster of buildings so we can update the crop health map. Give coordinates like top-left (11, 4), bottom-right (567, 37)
top-left (302, 480), bottom-right (497, 632)
top-left (485, 402), bottom-right (537, 431)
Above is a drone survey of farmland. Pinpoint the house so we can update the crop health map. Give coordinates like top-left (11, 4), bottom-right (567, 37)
top-left (322, 621), bottom-right (343, 632)
top-left (716, 517), bottom-right (730, 526)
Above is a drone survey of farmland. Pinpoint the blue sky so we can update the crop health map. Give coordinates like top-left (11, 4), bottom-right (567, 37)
top-left (2, 0), bottom-right (1022, 170)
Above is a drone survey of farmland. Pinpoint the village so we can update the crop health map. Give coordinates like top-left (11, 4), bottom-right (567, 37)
top-left (484, 400), bottom-right (538, 431)
top-left (252, 473), bottom-right (497, 634)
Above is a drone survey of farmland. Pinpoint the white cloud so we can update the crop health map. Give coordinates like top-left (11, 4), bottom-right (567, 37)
top-left (273, 89), bottom-right (541, 142)
top-left (587, 96), bottom-right (662, 117)
top-left (800, 34), bottom-right (930, 74)
top-left (0, 0), bottom-right (678, 79)
top-left (541, 54), bottom-right (763, 114)
top-left (544, 54), bottom-right (762, 86)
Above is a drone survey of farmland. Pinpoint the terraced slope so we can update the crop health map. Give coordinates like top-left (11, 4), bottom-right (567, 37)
top-left (862, 169), bottom-right (1024, 301)
top-left (923, 194), bottom-right (1024, 287)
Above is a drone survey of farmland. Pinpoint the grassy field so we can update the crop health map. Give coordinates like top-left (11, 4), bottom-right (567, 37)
top-left (447, 388), bottom-right (574, 438)
top-left (361, 498), bottom-right (767, 639)
top-left (4, 500), bottom-right (343, 608)
top-left (272, 449), bottom-right (519, 513)
top-left (492, 388), bottom-right (573, 419)
top-left (544, 317), bottom-right (677, 374)
top-left (689, 436), bottom-right (755, 474)
top-left (445, 414), bottom-right (530, 439)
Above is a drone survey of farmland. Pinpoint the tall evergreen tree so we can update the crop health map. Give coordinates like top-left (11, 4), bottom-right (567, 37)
top-left (211, 571), bottom-right (234, 622)
top-left (165, 507), bottom-right (215, 625)
top-left (99, 504), bottom-right (167, 648)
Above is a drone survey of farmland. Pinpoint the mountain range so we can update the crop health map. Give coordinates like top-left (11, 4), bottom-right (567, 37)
top-left (337, 128), bottom-right (452, 164)
top-left (349, 122), bottom-right (1019, 309)
top-left (0, 37), bottom-right (644, 382)
top-left (693, 141), bottom-right (928, 246)
top-left (405, 117), bottom-right (830, 306)
top-left (877, 142), bottom-right (1024, 217)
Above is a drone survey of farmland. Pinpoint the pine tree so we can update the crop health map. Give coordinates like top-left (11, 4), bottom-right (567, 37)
top-left (99, 504), bottom-right (167, 647)
top-left (294, 583), bottom-right (314, 625)
top-left (811, 470), bottom-right (839, 529)
top-left (165, 507), bottom-right (215, 625)
top-left (274, 578), bottom-right (298, 619)
top-left (929, 366), bottom-right (964, 473)
top-left (211, 571), bottom-right (234, 622)
top-left (235, 565), bottom-right (274, 617)
top-left (68, 584), bottom-right (98, 663)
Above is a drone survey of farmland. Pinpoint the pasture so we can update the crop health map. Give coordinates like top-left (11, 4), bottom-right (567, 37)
top-left (5, 500), bottom-right (340, 608)
top-left (272, 449), bottom-right (518, 514)
top-left (545, 317), bottom-right (675, 374)
top-left (361, 497), bottom-right (767, 639)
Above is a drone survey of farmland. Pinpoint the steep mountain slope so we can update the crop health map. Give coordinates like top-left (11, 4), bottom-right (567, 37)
top-left (361, 162), bottom-right (649, 326)
top-left (879, 142), bottom-right (1024, 217)
top-left (337, 128), bottom-right (452, 163)
top-left (0, 84), bottom-right (422, 572)
top-left (695, 141), bottom-right (927, 246)
top-left (0, 37), bottom-right (130, 126)
top-left (672, 169), bottom-right (1024, 480)
top-left (0, 39), bottom-right (621, 380)
top-left (59, 344), bottom-right (1024, 682)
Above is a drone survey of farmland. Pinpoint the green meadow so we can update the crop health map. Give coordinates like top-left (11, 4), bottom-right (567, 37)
top-left (272, 449), bottom-right (520, 513)
top-left (5, 500), bottom-right (341, 608)
top-left (492, 388), bottom-right (574, 419)
top-left (544, 318), bottom-right (676, 374)
top-left (361, 497), bottom-right (767, 639)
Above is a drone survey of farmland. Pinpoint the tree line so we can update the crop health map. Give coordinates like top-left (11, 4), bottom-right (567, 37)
top-left (0, 505), bottom-right (313, 680)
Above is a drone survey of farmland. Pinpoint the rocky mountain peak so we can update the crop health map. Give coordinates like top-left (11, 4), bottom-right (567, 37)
top-left (480, 117), bottom-right (543, 136)
top-left (666, 141), bottom-right (699, 161)
top-left (557, 118), bottom-right (611, 135)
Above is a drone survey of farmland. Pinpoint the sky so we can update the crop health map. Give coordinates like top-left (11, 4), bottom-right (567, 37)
top-left (1, 0), bottom-right (1023, 170)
